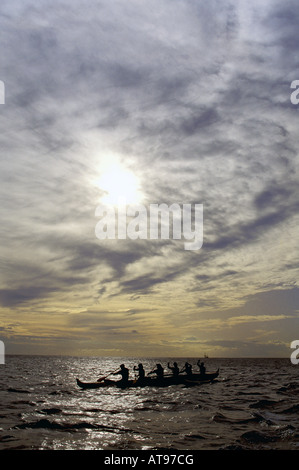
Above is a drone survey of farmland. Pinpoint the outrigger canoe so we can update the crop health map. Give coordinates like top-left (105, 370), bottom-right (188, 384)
top-left (76, 369), bottom-right (219, 389)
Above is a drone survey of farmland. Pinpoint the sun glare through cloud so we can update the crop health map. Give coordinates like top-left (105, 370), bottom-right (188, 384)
top-left (96, 159), bottom-right (143, 206)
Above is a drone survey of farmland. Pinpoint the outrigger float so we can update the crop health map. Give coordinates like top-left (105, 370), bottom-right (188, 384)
top-left (76, 369), bottom-right (219, 389)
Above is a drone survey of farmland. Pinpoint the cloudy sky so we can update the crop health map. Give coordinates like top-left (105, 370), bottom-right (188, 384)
top-left (0, 0), bottom-right (299, 357)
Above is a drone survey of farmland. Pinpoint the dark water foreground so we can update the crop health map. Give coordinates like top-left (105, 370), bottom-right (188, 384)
top-left (0, 356), bottom-right (299, 451)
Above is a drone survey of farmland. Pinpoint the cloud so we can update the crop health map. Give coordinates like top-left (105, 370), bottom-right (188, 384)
top-left (226, 314), bottom-right (293, 326)
top-left (0, 0), bottom-right (298, 355)
top-left (0, 286), bottom-right (56, 308)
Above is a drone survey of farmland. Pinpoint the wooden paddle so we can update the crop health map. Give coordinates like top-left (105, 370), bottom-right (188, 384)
top-left (146, 366), bottom-right (162, 376)
top-left (97, 367), bottom-right (119, 382)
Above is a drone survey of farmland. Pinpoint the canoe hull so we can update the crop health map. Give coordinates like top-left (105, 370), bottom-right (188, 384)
top-left (76, 378), bottom-right (109, 389)
top-left (76, 370), bottom-right (219, 389)
top-left (146, 370), bottom-right (219, 387)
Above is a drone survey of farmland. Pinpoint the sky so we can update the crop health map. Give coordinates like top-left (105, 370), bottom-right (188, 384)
top-left (0, 0), bottom-right (299, 358)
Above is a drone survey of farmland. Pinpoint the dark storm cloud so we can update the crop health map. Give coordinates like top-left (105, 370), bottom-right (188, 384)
top-left (205, 339), bottom-right (289, 356)
top-left (66, 241), bottom-right (150, 276)
top-left (254, 181), bottom-right (297, 211)
top-left (234, 287), bottom-right (299, 318)
top-left (118, 268), bottom-right (184, 296)
top-left (0, 286), bottom-right (55, 307)
top-left (204, 193), bottom-right (299, 252)
top-left (179, 108), bottom-right (220, 136)
top-left (264, 2), bottom-right (299, 51)
top-left (0, 265), bottom-right (91, 308)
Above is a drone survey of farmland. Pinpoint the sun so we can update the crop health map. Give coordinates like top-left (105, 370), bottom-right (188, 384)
top-left (96, 160), bottom-right (143, 205)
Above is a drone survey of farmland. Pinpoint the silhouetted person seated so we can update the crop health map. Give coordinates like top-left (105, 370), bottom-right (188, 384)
top-left (198, 361), bottom-right (206, 375)
top-left (113, 364), bottom-right (129, 385)
top-left (148, 364), bottom-right (164, 379)
top-left (181, 361), bottom-right (193, 376)
top-left (134, 363), bottom-right (145, 383)
top-left (168, 362), bottom-right (180, 377)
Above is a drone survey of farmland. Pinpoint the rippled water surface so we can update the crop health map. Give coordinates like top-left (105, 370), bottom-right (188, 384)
top-left (1, 356), bottom-right (299, 450)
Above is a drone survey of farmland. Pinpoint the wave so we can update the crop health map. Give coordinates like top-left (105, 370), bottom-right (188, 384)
top-left (249, 399), bottom-right (285, 409)
top-left (37, 408), bottom-right (62, 415)
top-left (13, 419), bottom-right (132, 434)
top-left (211, 412), bottom-right (265, 424)
top-left (7, 388), bottom-right (31, 394)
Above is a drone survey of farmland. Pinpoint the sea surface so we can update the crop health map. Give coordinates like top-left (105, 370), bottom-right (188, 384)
top-left (0, 356), bottom-right (299, 451)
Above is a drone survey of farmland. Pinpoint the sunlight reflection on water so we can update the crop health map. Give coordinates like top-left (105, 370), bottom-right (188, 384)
top-left (1, 356), bottom-right (299, 450)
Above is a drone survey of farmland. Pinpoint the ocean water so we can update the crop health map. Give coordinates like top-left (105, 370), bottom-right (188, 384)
top-left (0, 356), bottom-right (299, 451)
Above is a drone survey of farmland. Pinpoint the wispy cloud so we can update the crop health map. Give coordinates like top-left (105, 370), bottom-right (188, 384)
top-left (0, 0), bottom-right (298, 356)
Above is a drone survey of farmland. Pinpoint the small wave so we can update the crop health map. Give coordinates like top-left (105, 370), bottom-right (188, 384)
top-left (134, 406), bottom-right (161, 412)
top-left (249, 399), bottom-right (284, 409)
top-left (241, 430), bottom-right (276, 444)
top-left (38, 408), bottom-right (62, 415)
top-left (277, 383), bottom-right (299, 395)
top-left (281, 404), bottom-right (299, 414)
top-left (240, 424), bottom-right (296, 446)
top-left (220, 444), bottom-right (250, 450)
top-left (212, 412), bottom-right (265, 425)
top-left (0, 434), bottom-right (17, 443)
top-left (83, 407), bottom-right (125, 415)
top-left (211, 412), bottom-right (229, 423)
top-left (7, 388), bottom-right (31, 394)
top-left (14, 419), bottom-right (64, 430)
top-left (11, 401), bottom-right (36, 406)
top-left (13, 419), bottom-right (132, 434)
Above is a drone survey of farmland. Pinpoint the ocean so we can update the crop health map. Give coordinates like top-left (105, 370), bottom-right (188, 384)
top-left (0, 356), bottom-right (299, 452)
